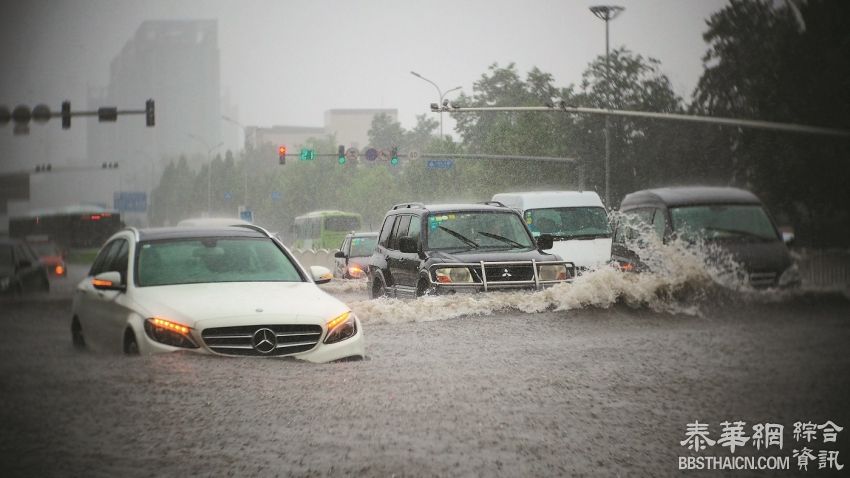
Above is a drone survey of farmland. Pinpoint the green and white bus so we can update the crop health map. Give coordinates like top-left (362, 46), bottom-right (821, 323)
top-left (292, 210), bottom-right (363, 250)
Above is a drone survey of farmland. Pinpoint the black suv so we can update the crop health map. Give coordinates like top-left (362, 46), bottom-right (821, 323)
top-left (368, 202), bottom-right (575, 298)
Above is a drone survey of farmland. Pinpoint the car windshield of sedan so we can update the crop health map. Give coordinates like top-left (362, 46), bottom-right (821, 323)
top-left (426, 211), bottom-right (534, 250)
top-left (670, 205), bottom-right (778, 242)
top-left (524, 207), bottom-right (611, 239)
top-left (136, 237), bottom-right (303, 286)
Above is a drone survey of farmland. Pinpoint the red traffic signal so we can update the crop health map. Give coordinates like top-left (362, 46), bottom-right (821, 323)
top-left (278, 145), bottom-right (287, 165)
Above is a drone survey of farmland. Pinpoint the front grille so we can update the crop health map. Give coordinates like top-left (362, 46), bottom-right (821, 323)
top-left (749, 271), bottom-right (778, 288)
top-left (202, 324), bottom-right (323, 356)
top-left (481, 265), bottom-right (535, 282)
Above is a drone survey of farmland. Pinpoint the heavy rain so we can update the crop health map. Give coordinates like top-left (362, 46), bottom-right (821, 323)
top-left (2, 1), bottom-right (849, 476)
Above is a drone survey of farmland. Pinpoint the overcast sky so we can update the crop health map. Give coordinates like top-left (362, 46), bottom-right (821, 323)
top-left (0, 0), bottom-right (727, 167)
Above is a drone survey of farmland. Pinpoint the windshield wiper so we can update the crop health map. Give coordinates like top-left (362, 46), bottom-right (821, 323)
top-left (477, 231), bottom-right (525, 248)
top-left (438, 226), bottom-right (479, 249)
top-left (703, 227), bottom-right (771, 241)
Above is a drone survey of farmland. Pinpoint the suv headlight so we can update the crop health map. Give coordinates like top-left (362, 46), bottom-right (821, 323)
top-left (778, 263), bottom-right (801, 287)
top-left (324, 311), bottom-right (358, 345)
top-left (538, 264), bottom-right (568, 281)
top-left (434, 267), bottom-right (473, 283)
top-left (143, 317), bottom-right (199, 349)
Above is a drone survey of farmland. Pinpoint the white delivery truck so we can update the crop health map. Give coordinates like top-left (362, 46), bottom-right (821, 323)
top-left (491, 191), bottom-right (612, 270)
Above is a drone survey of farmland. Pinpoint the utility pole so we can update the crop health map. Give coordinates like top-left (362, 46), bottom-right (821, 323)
top-left (590, 5), bottom-right (624, 207)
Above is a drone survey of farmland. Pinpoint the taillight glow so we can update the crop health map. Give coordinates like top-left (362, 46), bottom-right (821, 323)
top-left (618, 261), bottom-right (635, 272)
top-left (151, 317), bottom-right (190, 335)
top-left (55, 265), bottom-right (65, 275)
top-left (347, 266), bottom-right (364, 278)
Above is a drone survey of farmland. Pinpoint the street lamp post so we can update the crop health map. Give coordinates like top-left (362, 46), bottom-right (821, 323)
top-left (221, 115), bottom-right (249, 205)
top-left (590, 5), bottom-right (624, 207)
top-left (410, 71), bottom-right (462, 140)
top-left (187, 133), bottom-right (223, 216)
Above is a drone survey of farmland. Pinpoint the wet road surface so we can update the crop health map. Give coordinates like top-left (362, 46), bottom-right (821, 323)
top-left (1, 291), bottom-right (849, 476)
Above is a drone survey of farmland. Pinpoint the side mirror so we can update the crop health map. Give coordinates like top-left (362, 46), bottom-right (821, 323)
top-left (310, 265), bottom-right (333, 285)
top-left (334, 250), bottom-right (346, 258)
top-left (92, 271), bottom-right (125, 291)
top-left (536, 234), bottom-right (554, 251)
top-left (779, 226), bottom-right (795, 245)
top-left (398, 236), bottom-right (418, 254)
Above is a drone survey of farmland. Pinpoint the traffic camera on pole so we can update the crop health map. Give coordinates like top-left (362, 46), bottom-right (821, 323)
top-left (278, 145), bottom-right (287, 165)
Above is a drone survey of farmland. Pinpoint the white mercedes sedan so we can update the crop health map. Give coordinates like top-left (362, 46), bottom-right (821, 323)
top-left (71, 225), bottom-right (364, 363)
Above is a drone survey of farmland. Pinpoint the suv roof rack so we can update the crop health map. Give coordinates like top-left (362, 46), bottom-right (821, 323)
top-left (391, 202), bottom-right (425, 210)
top-left (479, 201), bottom-right (507, 207)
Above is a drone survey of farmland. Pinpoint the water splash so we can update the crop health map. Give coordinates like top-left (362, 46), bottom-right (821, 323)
top-left (336, 213), bottom-right (818, 324)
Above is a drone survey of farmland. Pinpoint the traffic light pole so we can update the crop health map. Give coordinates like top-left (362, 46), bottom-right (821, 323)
top-left (429, 103), bottom-right (850, 138)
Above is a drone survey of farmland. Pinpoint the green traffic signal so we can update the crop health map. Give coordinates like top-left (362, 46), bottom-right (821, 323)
top-left (390, 146), bottom-right (399, 166)
top-left (338, 156), bottom-right (346, 165)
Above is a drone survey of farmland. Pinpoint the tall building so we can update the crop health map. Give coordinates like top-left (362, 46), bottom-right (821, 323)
top-left (87, 19), bottom-right (221, 225)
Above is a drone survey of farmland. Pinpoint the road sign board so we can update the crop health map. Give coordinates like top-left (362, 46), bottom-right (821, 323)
top-left (365, 147), bottom-right (378, 161)
top-left (408, 149), bottom-right (421, 160)
top-left (299, 148), bottom-right (315, 160)
top-left (345, 147), bottom-right (359, 162)
top-left (224, 191), bottom-right (232, 200)
top-left (271, 191), bottom-right (282, 201)
top-left (239, 209), bottom-right (253, 223)
top-left (379, 149), bottom-right (391, 161)
top-left (426, 159), bottom-right (454, 170)
top-left (113, 191), bottom-right (147, 212)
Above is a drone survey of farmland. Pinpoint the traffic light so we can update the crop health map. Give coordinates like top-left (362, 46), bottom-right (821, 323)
top-left (145, 99), bottom-right (155, 127)
top-left (61, 101), bottom-right (71, 129)
top-left (338, 145), bottom-right (346, 165)
top-left (278, 145), bottom-right (287, 165)
top-left (390, 146), bottom-right (399, 166)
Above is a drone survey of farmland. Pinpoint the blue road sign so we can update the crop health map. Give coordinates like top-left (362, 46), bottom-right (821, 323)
top-left (113, 192), bottom-right (147, 212)
top-left (271, 191), bottom-right (282, 201)
top-left (239, 209), bottom-right (253, 223)
top-left (224, 191), bottom-right (232, 200)
top-left (426, 159), bottom-right (454, 170)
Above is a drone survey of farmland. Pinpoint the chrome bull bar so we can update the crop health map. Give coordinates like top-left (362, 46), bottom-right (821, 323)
top-left (427, 260), bottom-right (576, 291)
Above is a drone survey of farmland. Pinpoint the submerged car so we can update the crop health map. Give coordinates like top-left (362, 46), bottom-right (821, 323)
top-left (71, 225), bottom-right (364, 362)
top-left (1, 237), bottom-right (50, 299)
top-left (368, 202), bottom-right (575, 298)
top-left (611, 186), bottom-right (800, 288)
top-left (26, 236), bottom-right (67, 277)
top-left (334, 232), bottom-right (378, 279)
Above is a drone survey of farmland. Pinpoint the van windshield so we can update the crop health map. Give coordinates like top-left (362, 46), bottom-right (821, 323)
top-left (670, 205), bottom-right (778, 242)
top-left (524, 207), bottom-right (611, 239)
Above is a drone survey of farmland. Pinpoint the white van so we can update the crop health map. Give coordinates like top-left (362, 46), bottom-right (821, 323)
top-left (491, 191), bottom-right (612, 270)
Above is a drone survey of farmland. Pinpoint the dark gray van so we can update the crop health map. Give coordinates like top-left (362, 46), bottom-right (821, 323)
top-left (611, 186), bottom-right (800, 288)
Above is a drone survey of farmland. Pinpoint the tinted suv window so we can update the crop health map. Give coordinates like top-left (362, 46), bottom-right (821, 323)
top-left (378, 215), bottom-right (396, 247)
top-left (389, 216), bottom-right (411, 250)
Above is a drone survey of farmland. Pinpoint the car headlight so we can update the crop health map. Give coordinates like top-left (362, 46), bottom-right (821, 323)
top-left (778, 263), bottom-right (801, 287)
top-left (347, 265), bottom-right (365, 279)
top-left (324, 311), bottom-right (358, 345)
top-left (143, 317), bottom-right (199, 349)
top-left (434, 267), bottom-right (473, 283)
top-left (0, 277), bottom-right (10, 291)
top-left (538, 264), bottom-right (568, 281)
